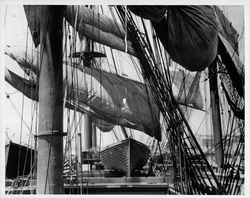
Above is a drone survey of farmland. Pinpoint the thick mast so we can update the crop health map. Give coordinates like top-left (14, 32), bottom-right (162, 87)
top-left (82, 38), bottom-right (94, 169)
top-left (209, 59), bottom-right (224, 167)
top-left (37, 6), bottom-right (64, 194)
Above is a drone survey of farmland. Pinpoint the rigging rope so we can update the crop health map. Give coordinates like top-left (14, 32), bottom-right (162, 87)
top-left (116, 6), bottom-right (225, 194)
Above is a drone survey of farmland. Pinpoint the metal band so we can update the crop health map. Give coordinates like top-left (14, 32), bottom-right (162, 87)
top-left (35, 130), bottom-right (67, 138)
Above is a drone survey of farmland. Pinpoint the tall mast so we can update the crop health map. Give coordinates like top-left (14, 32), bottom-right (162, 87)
top-left (209, 59), bottom-right (224, 167)
top-left (82, 37), bottom-right (94, 169)
top-left (37, 6), bottom-right (64, 194)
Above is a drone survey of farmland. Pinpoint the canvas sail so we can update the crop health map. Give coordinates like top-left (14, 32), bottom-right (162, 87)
top-left (24, 5), bottom-right (135, 56)
top-left (24, 5), bottom-right (219, 72)
top-left (5, 45), bottom-right (206, 141)
top-left (129, 6), bottom-right (218, 71)
top-left (5, 68), bottom-right (115, 132)
top-left (5, 46), bottom-right (161, 140)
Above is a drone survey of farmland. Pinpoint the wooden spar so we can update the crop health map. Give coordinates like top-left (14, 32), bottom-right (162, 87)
top-left (209, 59), bottom-right (224, 167)
top-left (37, 6), bottom-right (64, 194)
top-left (82, 38), bottom-right (93, 155)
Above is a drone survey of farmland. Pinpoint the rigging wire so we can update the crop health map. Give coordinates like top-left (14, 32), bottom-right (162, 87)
top-left (5, 128), bottom-right (11, 142)
top-left (116, 6), bottom-right (224, 193)
top-left (4, 6), bottom-right (8, 27)
top-left (16, 11), bottom-right (32, 180)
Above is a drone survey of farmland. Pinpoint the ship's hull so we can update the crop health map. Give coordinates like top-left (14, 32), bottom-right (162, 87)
top-left (100, 138), bottom-right (150, 176)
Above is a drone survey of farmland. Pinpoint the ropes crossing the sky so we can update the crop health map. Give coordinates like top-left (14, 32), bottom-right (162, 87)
top-left (116, 5), bottom-right (225, 194)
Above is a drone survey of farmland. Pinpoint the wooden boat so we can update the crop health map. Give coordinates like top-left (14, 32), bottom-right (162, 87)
top-left (100, 138), bottom-right (150, 176)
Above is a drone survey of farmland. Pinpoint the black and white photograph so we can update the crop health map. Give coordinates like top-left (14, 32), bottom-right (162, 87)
top-left (1, 1), bottom-right (247, 195)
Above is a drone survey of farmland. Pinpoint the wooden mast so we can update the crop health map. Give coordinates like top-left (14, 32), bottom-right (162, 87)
top-left (37, 6), bottom-right (64, 194)
top-left (209, 59), bottom-right (224, 167)
top-left (82, 38), bottom-right (94, 169)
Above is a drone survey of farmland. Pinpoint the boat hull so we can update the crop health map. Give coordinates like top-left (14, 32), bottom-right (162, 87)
top-left (100, 138), bottom-right (150, 176)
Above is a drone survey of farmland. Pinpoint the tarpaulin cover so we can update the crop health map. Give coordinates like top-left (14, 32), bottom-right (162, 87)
top-left (152, 6), bottom-right (218, 71)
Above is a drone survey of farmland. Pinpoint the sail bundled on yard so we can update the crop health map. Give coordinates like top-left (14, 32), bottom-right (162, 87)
top-left (24, 5), bottom-right (136, 56)
top-left (24, 5), bottom-right (218, 72)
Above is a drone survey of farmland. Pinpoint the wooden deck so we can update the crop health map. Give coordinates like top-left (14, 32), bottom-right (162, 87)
top-left (5, 176), bottom-right (174, 194)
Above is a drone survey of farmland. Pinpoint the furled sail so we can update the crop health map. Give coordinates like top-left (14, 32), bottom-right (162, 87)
top-left (129, 6), bottom-right (218, 71)
top-left (5, 46), bottom-right (161, 140)
top-left (65, 6), bottom-right (135, 56)
top-left (24, 5), bottom-right (135, 56)
top-left (24, 5), bottom-right (218, 72)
